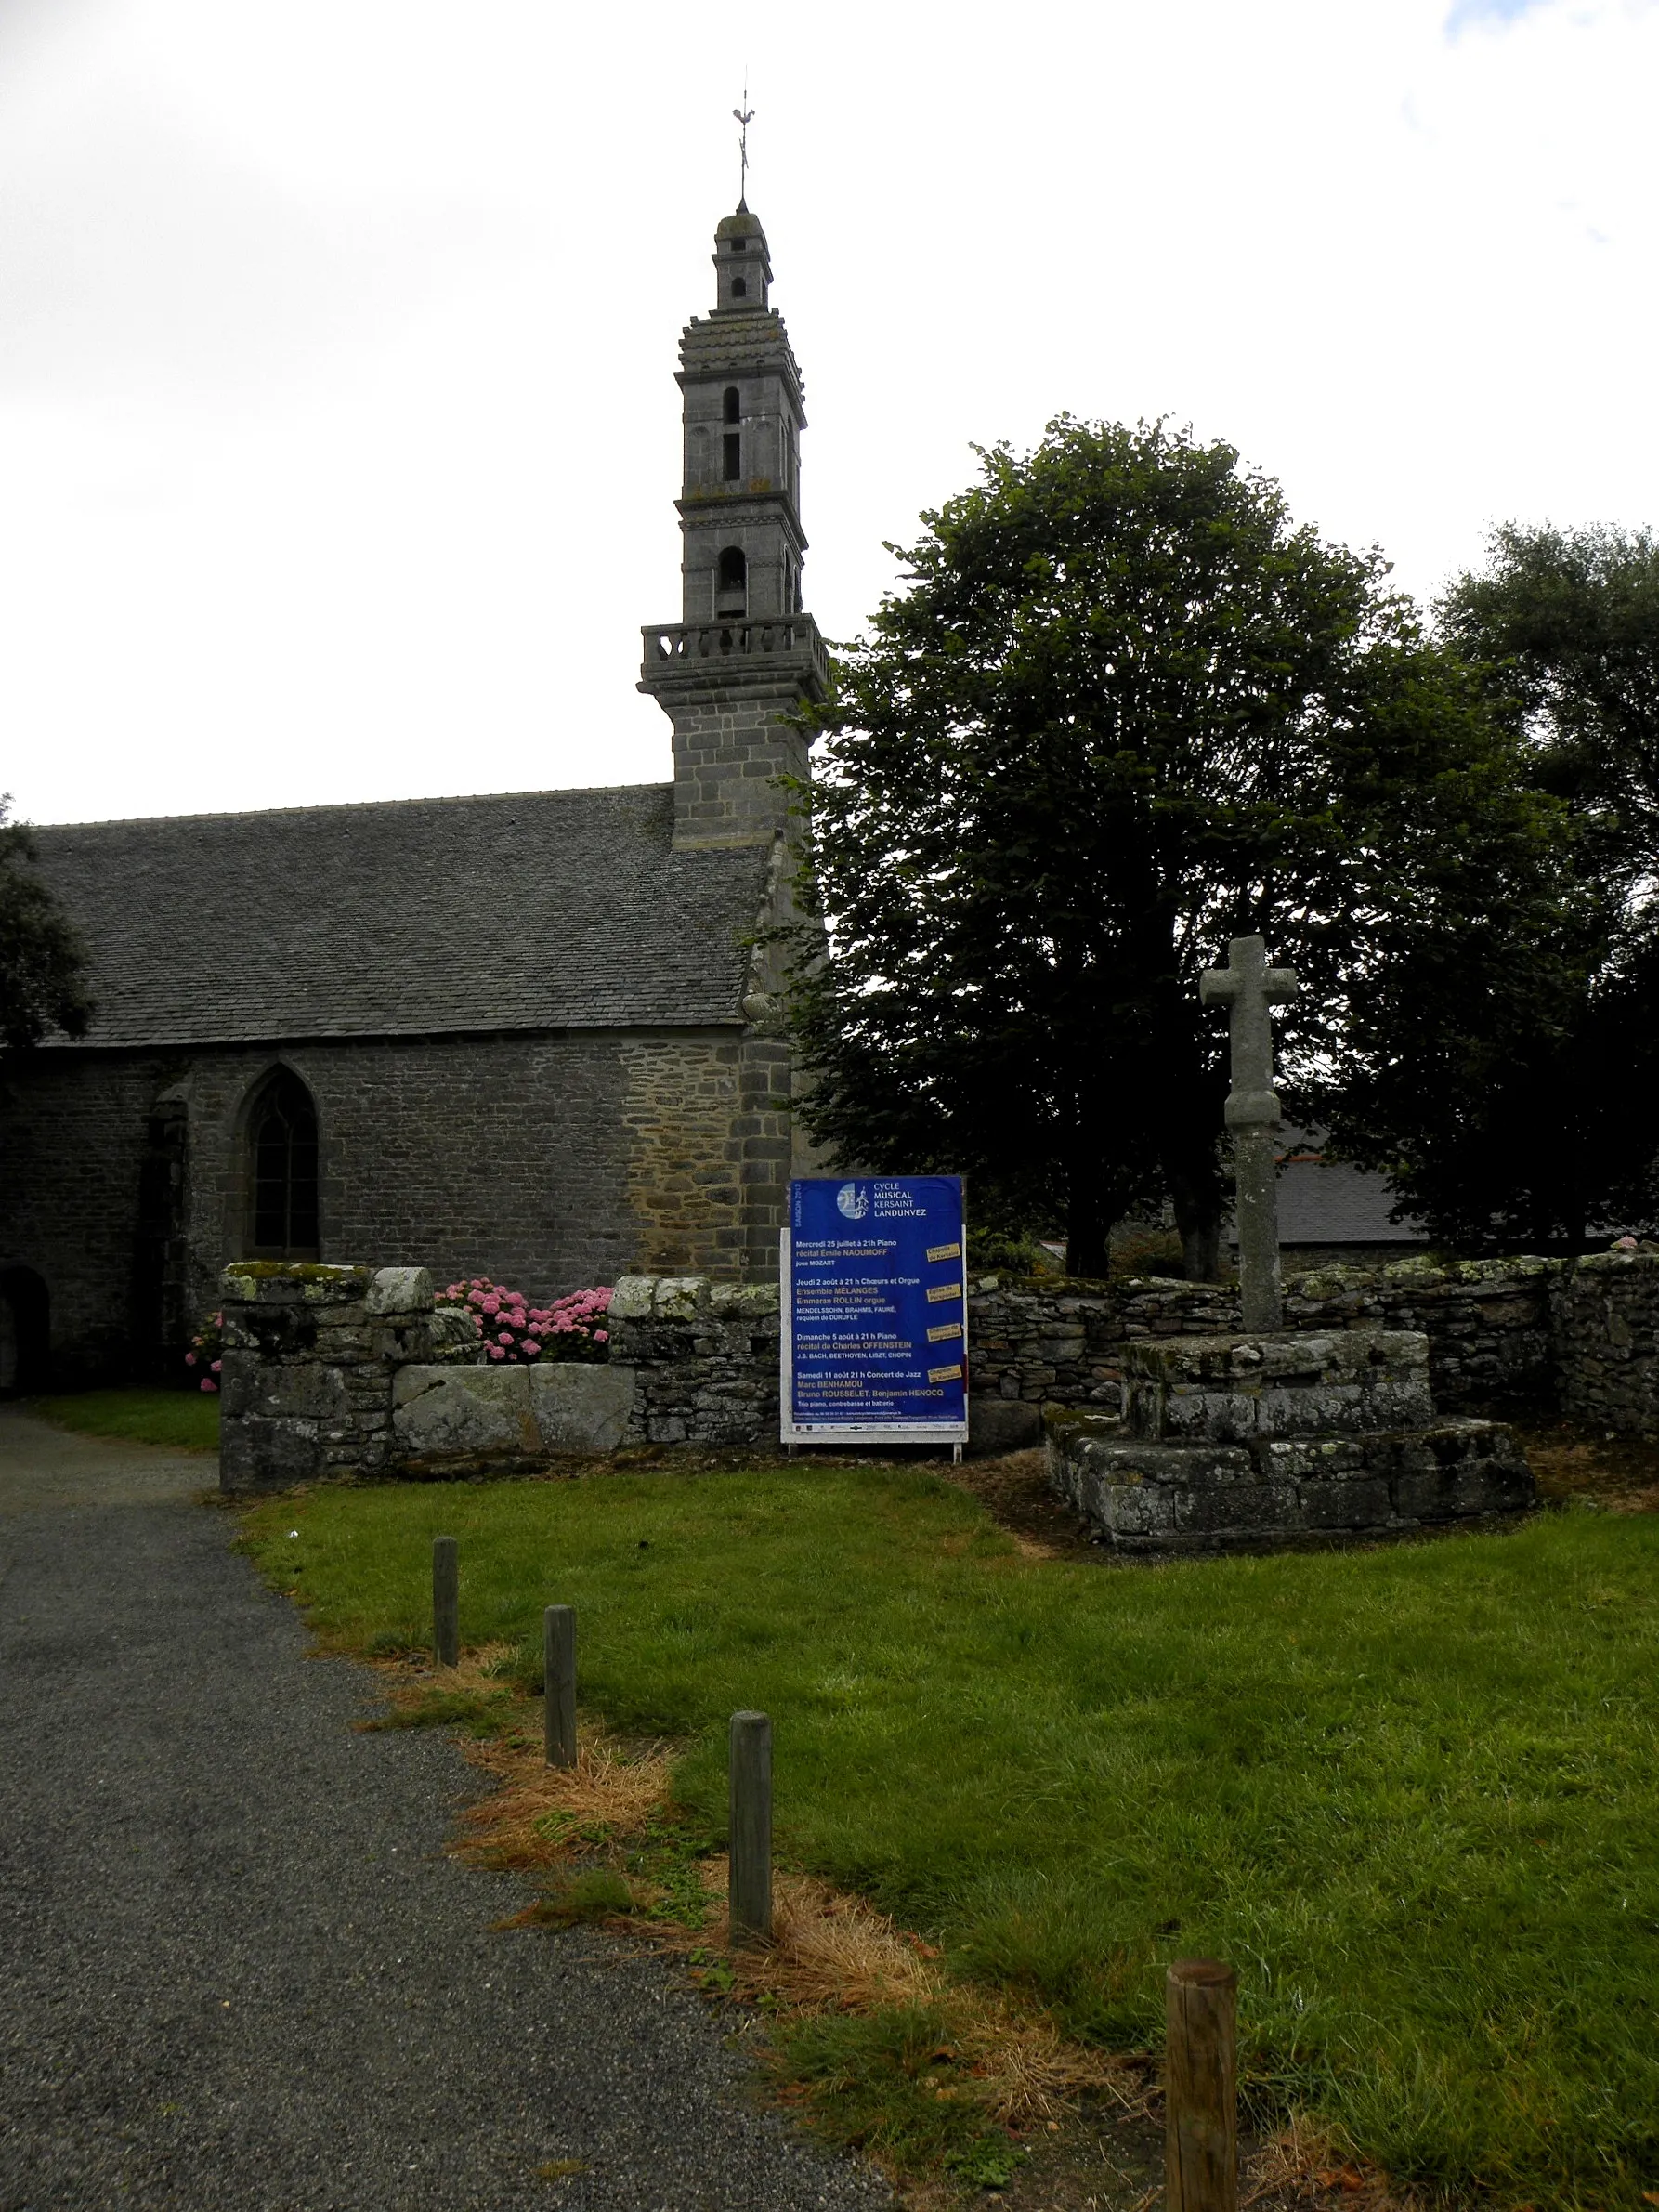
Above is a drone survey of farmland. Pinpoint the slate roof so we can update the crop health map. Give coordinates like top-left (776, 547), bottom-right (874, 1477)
top-left (1275, 1158), bottom-right (1428, 1247)
top-left (1221, 1131), bottom-right (1429, 1250)
top-left (31, 785), bottom-right (771, 1047)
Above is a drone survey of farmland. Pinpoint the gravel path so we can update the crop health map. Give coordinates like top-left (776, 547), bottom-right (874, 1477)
top-left (0, 1407), bottom-right (890, 2211)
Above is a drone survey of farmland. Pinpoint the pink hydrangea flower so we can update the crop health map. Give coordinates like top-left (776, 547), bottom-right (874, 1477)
top-left (594, 1329), bottom-right (608, 1342)
top-left (524, 1340), bottom-right (541, 1356)
top-left (185, 1352), bottom-right (196, 1366)
top-left (201, 1378), bottom-right (217, 1393)
top-left (488, 1342), bottom-right (505, 1360)
top-left (211, 1359), bottom-right (222, 1373)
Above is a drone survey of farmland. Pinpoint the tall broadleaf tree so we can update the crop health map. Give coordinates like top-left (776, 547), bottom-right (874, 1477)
top-left (1326, 524), bottom-right (1659, 1248)
top-left (785, 419), bottom-right (1563, 1276)
top-left (0, 797), bottom-right (94, 1064)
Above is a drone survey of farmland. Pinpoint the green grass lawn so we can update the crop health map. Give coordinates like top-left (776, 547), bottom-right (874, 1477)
top-left (242, 1467), bottom-right (1659, 2208)
top-left (32, 1387), bottom-right (221, 1453)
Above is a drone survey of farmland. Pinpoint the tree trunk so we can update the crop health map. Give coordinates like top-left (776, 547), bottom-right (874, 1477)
top-left (1168, 1154), bottom-right (1225, 1283)
top-left (1066, 1180), bottom-right (1113, 1280)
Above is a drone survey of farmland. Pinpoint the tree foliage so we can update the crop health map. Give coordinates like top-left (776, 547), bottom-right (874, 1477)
top-left (1326, 525), bottom-right (1659, 1248)
top-left (0, 797), bottom-right (94, 1062)
top-left (787, 419), bottom-right (1560, 1275)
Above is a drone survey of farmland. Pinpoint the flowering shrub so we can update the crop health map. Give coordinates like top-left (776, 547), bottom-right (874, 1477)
top-left (184, 1310), bottom-right (224, 1394)
top-left (437, 1278), bottom-right (613, 1365)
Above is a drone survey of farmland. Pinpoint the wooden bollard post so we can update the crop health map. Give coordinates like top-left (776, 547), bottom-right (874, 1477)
top-left (728, 1710), bottom-right (772, 1944)
top-left (543, 1605), bottom-right (577, 1769)
top-left (1166, 1957), bottom-right (1238, 2212)
top-left (432, 1536), bottom-right (459, 1669)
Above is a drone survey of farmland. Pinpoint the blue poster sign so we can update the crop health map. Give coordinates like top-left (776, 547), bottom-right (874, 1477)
top-left (780, 1176), bottom-right (969, 1444)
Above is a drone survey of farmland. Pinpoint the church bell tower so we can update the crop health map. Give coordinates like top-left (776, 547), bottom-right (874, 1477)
top-left (639, 207), bottom-right (829, 850)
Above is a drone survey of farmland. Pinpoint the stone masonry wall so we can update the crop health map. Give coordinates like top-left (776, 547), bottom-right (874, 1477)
top-left (0, 1047), bottom-right (184, 1384)
top-left (604, 1274), bottom-right (781, 1445)
top-left (3, 1027), bottom-right (756, 1384)
top-left (1553, 1250), bottom-right (1659, 1434)
top-left (219, 1263), bottom-right (479, 1492)
top-left (218, 1252), bottom-right (1659, 1491)
top-left (617, 1032), bottom-right (792, 1284)
top-left (219, 1263), bottom-right (784, 1491)
top-left (970, 1256), bottom-right (1561, 1416)
top-left (656, 677), bottom-right (812, 853)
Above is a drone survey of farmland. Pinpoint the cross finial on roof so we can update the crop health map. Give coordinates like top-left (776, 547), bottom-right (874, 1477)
top-left (733, 82), bottom-right (754, 211)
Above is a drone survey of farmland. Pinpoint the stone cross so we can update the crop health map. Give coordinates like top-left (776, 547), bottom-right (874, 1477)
top-left (1199, 935), bottom-right (1299, 1332)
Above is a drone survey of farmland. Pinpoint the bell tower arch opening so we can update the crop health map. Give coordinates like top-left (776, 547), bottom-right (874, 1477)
top-left (715, 545), bottom-right (748, 616)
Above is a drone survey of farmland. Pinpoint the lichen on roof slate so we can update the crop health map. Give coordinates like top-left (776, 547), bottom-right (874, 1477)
top-left (30, 784), bottom-right (770, 1047)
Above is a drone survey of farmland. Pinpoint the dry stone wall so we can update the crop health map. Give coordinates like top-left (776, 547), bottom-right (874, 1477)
top-left (1554, 1250), bottom-right (1659, 1433)
top-left (218, 1250), bottom-right (1659, 1492)
top-left (602, 1275), bottom-right (781, 1445)
top-left (219, 1263), bottom-right (478, 1491)
top-left (218, 1263), bottom-right (782, 1492)
top-left (969, 1256), bottom-right (1561, 1418)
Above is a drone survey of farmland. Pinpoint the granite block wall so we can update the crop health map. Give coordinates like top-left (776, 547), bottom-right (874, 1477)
top-left (617, 1031), bottom-right (792, 1283)
top-left (656, 678), bottom-right (812, 852)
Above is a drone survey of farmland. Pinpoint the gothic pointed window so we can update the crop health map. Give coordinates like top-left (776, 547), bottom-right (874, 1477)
top-left (246, 1070), bottom-right (320, 1259)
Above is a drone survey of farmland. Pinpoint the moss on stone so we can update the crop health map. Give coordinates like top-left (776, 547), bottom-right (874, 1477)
top-left (225, 1262), bottom-right (371, 1283)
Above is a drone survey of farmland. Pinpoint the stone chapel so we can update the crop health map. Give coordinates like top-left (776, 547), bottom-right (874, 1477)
top-left (0, 204), bottom-right (827, 1387)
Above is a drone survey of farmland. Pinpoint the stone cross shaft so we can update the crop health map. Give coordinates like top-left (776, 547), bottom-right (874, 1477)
top-left (1199, 935), bottom-right (1299, 1332)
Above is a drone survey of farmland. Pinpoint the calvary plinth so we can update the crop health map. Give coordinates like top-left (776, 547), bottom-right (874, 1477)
top-left (1048, 934), bottom-right (1535, 1553)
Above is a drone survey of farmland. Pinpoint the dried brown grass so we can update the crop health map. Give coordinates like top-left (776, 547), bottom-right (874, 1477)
top-left (1240, 2116), bottom-right (1402, 2210)
top-left (364, 1677), bottom-right (1409, 2206)
top-left (655, 1873), bottom-right (1141, 2132)
top-left (452, 1733), bottom-right (678, 1870)
top-left (436, 1710), bottom-right (1140, 2140)
top-left (366, 1639), bottom-right (519, 1703)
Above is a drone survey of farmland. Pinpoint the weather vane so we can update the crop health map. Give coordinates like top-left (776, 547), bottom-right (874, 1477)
top-left (733, 81), bottom-right (753, 210)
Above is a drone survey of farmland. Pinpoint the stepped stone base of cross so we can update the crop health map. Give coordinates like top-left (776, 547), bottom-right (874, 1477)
top-left (1044, 936), bottom-right (1536, 1552)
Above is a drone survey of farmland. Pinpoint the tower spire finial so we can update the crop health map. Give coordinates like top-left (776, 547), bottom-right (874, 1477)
top-left (732, 80), bottom-right (753, 211)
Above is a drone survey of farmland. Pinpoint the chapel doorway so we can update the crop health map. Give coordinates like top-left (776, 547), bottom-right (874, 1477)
top-left (0, 1267), bottom-right (50, 1396)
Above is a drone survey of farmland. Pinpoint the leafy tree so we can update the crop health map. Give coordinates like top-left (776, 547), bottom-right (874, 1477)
top-left (786, 419), bottom-right (1559, 1276)
top-left (0, 796), bottom-right (94, 1061)
top-left (1326, 526), bottom-right (1659, 1250)
top-left (1441, 522), bottom-right (1659, 867)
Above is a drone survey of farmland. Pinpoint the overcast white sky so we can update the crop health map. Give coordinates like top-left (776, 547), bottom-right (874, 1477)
top-left (1, 0), bottom-right (1653, 827)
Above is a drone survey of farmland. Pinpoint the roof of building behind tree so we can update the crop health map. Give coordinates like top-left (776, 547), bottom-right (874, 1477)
top-left (30, 785), bottom-right (769, 1046)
